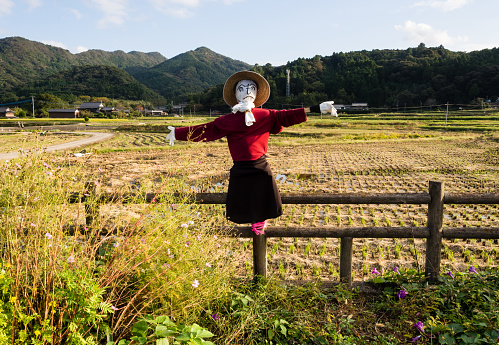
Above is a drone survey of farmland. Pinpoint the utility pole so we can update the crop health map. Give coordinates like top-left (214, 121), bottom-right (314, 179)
top-left (31, 96), bottom-right (35, 118)
top-left (446, 102), bottom-right (449, 125)
top-left (286, 69), bottom-right (290, 97)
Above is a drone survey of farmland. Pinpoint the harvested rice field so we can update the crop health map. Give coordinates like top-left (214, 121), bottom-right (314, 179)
top-left (66, 119), bottom-right (499, 282)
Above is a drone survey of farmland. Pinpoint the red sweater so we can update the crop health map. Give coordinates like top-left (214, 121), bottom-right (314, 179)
top-left (174, 108), bottom-right (307, 161)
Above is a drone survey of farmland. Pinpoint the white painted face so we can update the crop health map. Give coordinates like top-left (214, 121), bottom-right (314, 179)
top-left (235, 79), bottom-right (258, 103)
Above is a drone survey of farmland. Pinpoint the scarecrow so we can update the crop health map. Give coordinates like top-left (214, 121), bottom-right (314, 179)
top-left (166, 71), bottom-right (337, 235)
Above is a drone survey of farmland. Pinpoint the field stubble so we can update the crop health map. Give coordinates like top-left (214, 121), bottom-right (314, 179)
top-left (69, 130), bottom-right (499, 282)
top-left (0, 131), bottom-right (91, 152)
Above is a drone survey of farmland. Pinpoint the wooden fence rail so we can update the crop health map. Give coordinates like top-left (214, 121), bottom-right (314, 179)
top-left (77, 181), bottom-right (499, 284)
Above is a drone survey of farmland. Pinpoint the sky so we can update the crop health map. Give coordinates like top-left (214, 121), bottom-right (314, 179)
top-left (0, 0), bottom-right (498, 66)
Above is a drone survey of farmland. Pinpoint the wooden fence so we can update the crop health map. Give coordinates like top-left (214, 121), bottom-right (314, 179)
top-left (78, 181), bottom-right (499, 284)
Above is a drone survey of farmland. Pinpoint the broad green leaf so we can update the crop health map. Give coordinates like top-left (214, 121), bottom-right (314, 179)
top-left (188, 324), bottom-right (203, 333)
top-left (447, 323), bottom-right (465, 334)
top-left (458, 333), bottom-right (479, 344)
top-left (156, 338), bottom-right (169, 345)
top-left (176, 332), bottom-right (192, 341)
top-left (439, 333), bottom-right (456, 345)
top-left (196, 329), bottom-right (214, 338)
top-left (143, 315), bottom-right (155, 323)
top-left (131, 320), bottom-right (149, 337)
top-left (130, 336), bottom-right (147, 345)
top-left (155, 325), bottom-right (177, 337)
top-left (155, 315), bottom-right (168, 324)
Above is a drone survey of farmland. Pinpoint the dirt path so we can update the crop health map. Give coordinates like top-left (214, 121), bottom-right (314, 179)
top-left (0, 131), bottom-right (114, 160)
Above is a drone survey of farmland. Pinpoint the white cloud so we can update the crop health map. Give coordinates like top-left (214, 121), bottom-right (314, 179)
top-left (148, 0), bottom-right (243, 18)
top-left (395, 20), bottom-right (468, 47)
top-left (25, 0), bottom-right (42, 10)
top-left (169, 0), bottom-right (200, 6)
top-left (89, 0), bottom-right (130, 28)
top-left (220, 0), bottom-right (244, 4)
top-left (148, 0), bottom-right (196, 17)
top-left (69, 8), bottom-right (83, 20)
top-left (76, 45), bottom-right (89, 53)
top-left (412, 0), bottom-right (472, 12)
top-left (42, 40), bottom-right (69, 50)
top-left (0, 0), bottom-right (14, 17)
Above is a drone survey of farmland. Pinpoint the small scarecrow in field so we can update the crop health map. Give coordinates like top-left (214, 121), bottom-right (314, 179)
top-left (166, 71), bottom-right (337, 235)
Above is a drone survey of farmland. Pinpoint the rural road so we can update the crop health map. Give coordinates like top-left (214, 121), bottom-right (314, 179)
top-left (0, 131), bottom-right (115, 160)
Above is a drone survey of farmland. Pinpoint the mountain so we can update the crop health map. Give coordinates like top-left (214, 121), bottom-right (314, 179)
top-left (76, 49), bottom-right (166, 73)
top-left (17, 65), bottom-right (167, 104)
top-left (0, 36), bottom-right (76, 91)
top-left (131, 47), bottom-right (251, 98)
top-left (0, 37), bottom-right (251, 103)
top-left (0, 36), bottom-right (168, 102)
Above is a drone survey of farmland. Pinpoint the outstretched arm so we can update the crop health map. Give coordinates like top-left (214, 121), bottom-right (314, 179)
top-left (166, 116), bottom-right (232, 146)
top-left (305, 101), bottom-right (338, 116)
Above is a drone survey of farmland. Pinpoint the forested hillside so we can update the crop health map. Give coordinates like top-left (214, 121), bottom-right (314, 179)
top-left (1, 37), bottom-right (498, 110)
top-left (189, 44), bottom-right (499, 111)
top-left (17, 65), bottom-right (166, 104)
top-left (131, 47), bottom-right (251, 98)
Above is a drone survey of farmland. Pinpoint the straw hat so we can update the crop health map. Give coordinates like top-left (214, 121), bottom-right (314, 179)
top-left (223, 71), bottom-right (270, 107)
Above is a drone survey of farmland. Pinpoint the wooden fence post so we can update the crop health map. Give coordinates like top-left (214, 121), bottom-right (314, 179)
top-left (253, 233), bottom-right (267, 278)
top-left (425, 181), bottom-right (444, 282)
top-left (340, 237), bottom-right (353, 285)
top-left (84, 181), bottom-right (100, 228)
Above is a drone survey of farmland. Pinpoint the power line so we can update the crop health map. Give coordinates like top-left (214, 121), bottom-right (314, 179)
top-left (0, 99), bottom-right (32, 107)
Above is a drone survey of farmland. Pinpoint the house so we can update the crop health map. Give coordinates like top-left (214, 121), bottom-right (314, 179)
top-left (351, 103), bottom-right (369, 110)
top-left (144, 109), bottom-right (165, 116)
top-left (79, 102), bottom-right (104, 113)
top-left (0, 107), bottom-right (15, 118)
top-left (101, 107), bottom-right (119, 115)
top-left (326, 103), bottom-right (369, 111)
top-left (48, 109), bottom-right (80, 118)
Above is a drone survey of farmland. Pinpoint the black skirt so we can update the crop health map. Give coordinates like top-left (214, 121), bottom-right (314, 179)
top-left (226, 155), bottom-right (283, 224)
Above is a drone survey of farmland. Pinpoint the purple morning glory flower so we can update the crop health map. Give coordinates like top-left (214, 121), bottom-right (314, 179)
top-left (211, 313), bottom-right (220, 321)
top-left (413, 321), bottom-right (424, 333)
top-left (372, 268), bottom-right (380, 275)
top-left (393, 266), bottom-right (400, 274)
top-left (446, 270), bottom-right (454, 279)
top-left (411, 335), bottom-right (421, 342)
top-left (398, 289), bottom-right (408, 299)
top-left (469, 266), bottom-right (478, 274)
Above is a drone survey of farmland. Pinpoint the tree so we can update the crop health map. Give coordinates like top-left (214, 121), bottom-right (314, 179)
top-left (17, 109), bottom-right (27, 118)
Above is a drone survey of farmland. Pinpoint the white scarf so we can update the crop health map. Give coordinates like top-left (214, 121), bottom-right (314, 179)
top-left (232, 101), bottom-right (256, 126)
